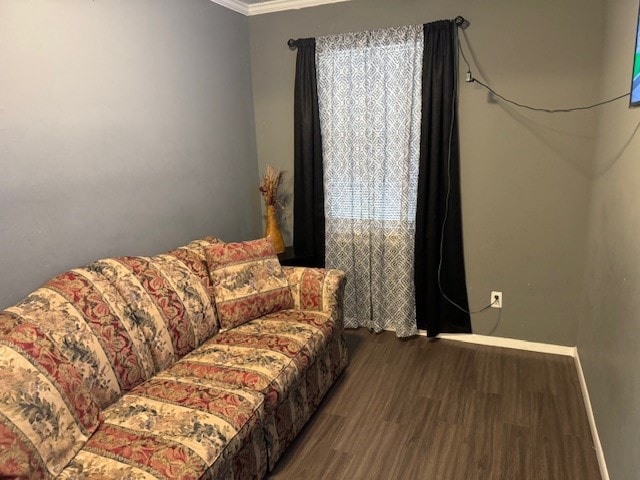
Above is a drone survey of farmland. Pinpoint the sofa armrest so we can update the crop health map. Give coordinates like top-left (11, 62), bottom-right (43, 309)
top-left (283, 267), bottom-right (346, 321)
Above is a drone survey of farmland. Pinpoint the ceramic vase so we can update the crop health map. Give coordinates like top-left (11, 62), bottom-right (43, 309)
top-left (265, 205), bottom-right (285, 254)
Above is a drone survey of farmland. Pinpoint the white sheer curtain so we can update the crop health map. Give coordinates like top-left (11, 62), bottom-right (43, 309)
top-left (316, 25), bottom-right (423, 338)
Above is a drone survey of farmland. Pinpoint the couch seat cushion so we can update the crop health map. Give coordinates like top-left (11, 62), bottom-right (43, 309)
top-left (59, 370), bottom-right (265, 480)
top-left (167, 309), bottom-right (337, 409)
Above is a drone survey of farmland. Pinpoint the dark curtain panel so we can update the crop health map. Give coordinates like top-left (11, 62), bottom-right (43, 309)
top-left (414, 21), bottom-right (471, 336)
top-left (293, 38), bottom-right (325, 267)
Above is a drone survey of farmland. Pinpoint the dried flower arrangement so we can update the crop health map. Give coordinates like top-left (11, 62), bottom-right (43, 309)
top-left (259, 165), bottom-right (286, 253)
top-left (259, 165), bottom-right (284, 207)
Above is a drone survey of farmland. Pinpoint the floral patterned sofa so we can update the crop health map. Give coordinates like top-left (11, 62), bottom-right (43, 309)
top-left (0, 237), bottom-right (347, 479)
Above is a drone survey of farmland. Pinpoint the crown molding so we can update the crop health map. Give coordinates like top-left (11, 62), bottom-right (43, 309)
top-left (248, 0), bottom-right (351, 15)
top-left (210, 0), bottom-right (249, 15)
top-left (210, 0), bottom-right (351, 16)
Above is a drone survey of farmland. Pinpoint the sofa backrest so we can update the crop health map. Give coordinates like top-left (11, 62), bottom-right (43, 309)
top-left (88, 238), bottom-right (222, 377)
top-left (0, 236), bottom-right (222, 411)
top-left (5, 266), bottom-right (156, 409)
top-left (0, 236), bottom-right (224, 477)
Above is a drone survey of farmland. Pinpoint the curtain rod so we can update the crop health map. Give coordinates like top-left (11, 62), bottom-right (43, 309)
top-left (287, 16), bottom-right (469, 49)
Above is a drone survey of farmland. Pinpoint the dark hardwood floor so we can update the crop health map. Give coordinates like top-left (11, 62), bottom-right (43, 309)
top-left (267, 328), bottom-right (601, 480)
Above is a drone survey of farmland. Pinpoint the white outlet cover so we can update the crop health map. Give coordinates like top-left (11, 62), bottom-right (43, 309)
top-left (491, 291), bottom-right (503, 308)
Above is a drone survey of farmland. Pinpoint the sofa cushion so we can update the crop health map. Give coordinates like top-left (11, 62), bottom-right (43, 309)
top-left (177, 235), bottom-right (224, 264)
top-left (149, 253), bottom-right (219, 347)
top-left (91, 253), bottom-right (217, 374)
top-left (165, 235), bottom-right (224, 319)
top-left (166, 306), bottom-right (348, 472)
top-left (168, 309), bottom-right (337, 409)
top-left (206, 239), bottom-right (293, 331)
top-left (58, 366), bottom-right (266, 480)
top-left (165, 246), bottom-right (217, 307)
top-left (6, 268), bottom-right (157, 409)
top-left (0, 318), bottom-right (102, 479)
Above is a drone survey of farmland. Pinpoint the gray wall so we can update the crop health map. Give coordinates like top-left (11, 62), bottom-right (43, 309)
top-left (579, 0), bottom-right (640, 478)
top-left (249, 0), bottom-right (605, 345)
top-left (0, 0), bottom-right (261, 309)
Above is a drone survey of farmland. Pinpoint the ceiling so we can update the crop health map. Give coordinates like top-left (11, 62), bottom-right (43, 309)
top-left (210, 0), bottom-right (352, 16)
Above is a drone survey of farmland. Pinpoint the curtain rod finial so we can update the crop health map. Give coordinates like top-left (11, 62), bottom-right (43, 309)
top-left (454, 16), bottom-right (470, 29)
top-left (288, 38), bottom-right (298, 50)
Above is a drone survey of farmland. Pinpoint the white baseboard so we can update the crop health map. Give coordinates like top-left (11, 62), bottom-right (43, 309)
top-left (423, 330), bottom-right (609, 479)
top-left (429, 331), bottom-right (576, 357)
top-left (574, 351), bottom-right (610, 480)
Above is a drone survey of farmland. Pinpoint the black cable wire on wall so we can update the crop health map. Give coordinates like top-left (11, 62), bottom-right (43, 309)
top-left (437, 24), bottom-right (499, 316)
top-left (439, 19), bottom-right (631, 317)
top-left (456, 32), bottom-right (630, 112)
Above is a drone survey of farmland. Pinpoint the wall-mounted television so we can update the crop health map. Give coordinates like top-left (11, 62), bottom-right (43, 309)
top-left (631, 7), bottom-right (640, 107)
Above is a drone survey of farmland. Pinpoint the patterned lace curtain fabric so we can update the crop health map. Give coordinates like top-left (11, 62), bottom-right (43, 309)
top-left (316, 25), bottom-right (423, 337)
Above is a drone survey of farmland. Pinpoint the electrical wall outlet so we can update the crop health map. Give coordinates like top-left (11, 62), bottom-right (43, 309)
top-left (491, 291), bottom-right (503, 308)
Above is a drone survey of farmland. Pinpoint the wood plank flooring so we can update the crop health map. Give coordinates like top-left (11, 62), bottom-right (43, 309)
top-left (267, 329), bottom-right (601, 480)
